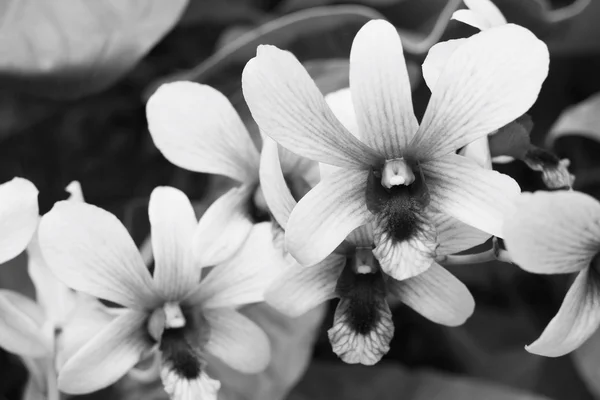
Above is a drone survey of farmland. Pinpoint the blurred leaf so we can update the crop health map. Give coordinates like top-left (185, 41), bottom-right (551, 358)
top-left (277, 0), bottom-right (406, 14)
top-left (289, 363), bottom-right (551, 400)
top-left (179, 0), bottom-right (266, 26)
top-left (145, 5), bottom-right (385, 97)
top-left (547, 92), bottom-right (600, 148)
top-left (573, 330), bottom-right (600, 399)
top-left (0, 0), bottom-right (188, 99)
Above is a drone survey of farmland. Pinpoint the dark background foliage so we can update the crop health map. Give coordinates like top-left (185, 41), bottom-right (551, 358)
top-left (2, 0), bottom-right (600, 399)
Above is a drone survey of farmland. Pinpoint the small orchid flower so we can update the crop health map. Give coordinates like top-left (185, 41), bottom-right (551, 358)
top-left (260, 137), bottom-right (485, 365)
top-left (146, 81), bottom-right (318, 258)
top-left (0, 182), bottom-right (114, 400)
top-left (38, 186), bottom-right (273, 399)
top-left (242, 20), bottom-right (548, 280)
top-left (504, 191), bottom-right (600, 357)
top-left (0, 177), bottom-right (39, 265)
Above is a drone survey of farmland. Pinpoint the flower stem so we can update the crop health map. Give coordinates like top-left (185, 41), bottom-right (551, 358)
top-left (46, 358), bottom-right (59, 400)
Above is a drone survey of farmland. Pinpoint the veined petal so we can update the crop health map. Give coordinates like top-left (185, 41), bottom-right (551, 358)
top-left (58, 310), bottom-right (150, 394)
top-left (57, 296), bottom-right (119, 369)
top-left (460, 136), bottom-right (493, 170)
top-left (410, 24), bottom-right (549, 161)
top-left (150, 187), bottom-right (199, 300)
top-left (324, 88), bottom-right (360, 137)
top-left (526, 268), bottom-right (600, 357)
top-left (346, 224), bottom-right (374, 248)
top-left (204, 308), bottom-right (270, 374)
top-left (452, 0), bottom-right (507, 30)
top-left (328, 297), bottom-right (394, 365)
top-left (242, 45), bottom-right (381, 169)
top-left (186, 223), bottom-right (281, 309)
top-left (38, 201), bottom-right (158, 310)
top-left (373, 216), bottom-right (437, 281)
top-left (387, 262), bottom-right (475, 326)
top-left (349, 20), bottom-right (418, 157)
top-left (147, 81), bottom-right (259, 183)
top-left (193, 186), bottom-right (254, 268)
top-left (259, 137), bottom-right (296, 230)
top-left (0, 289), bottom-right (49, 357)
top-left (161, 368), bottom-right (220, 400)
top-left (422, 153), bottom-right (521, 238)
top-left (504, 191), bottom-right (600, 275)
top-left (286, 169), bottom-right (371, 266)
top-left (422, 39), bottom-right (465, 92)
top-left (278, 143), bottom-right (320, 189)
top-left (27, 235), bottom-right (76, 328)
top-left (266, 255), bottom-right (346, 318)
top-left (433, 213), bottom-right (491, 257)
top-left (0, 177), bottom-right (39, 264)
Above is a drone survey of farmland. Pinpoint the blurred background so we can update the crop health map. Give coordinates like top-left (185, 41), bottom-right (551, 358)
top-left (2, 0), bottom-right (600, 399)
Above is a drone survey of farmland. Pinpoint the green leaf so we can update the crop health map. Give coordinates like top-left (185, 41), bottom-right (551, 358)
top-left (0, 0), bottom-right (188, 99)
top-left (289, 363), bottom-right (551, 400)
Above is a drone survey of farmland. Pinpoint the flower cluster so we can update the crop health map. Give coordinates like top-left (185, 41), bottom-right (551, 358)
top-left (4, 5), bottom-right (597, 400)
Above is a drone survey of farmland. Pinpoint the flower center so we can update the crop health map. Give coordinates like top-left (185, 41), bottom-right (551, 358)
top-left (147, 303), bottom-right (210, 381)
top-left (381, 158), bottom-right (415, 189)
top-left (365, 161), bottom-right (429, 243)
top-left (335, 248), bottom-right (387, 335)
top-left (249, 185), bottom-right (270, 223)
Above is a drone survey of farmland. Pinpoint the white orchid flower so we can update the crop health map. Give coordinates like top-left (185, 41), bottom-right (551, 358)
top-left (504, 191), bottom-right (600, 357)
top-left (38, 186), bottom-right (275, 400)
top-left (242, 20), bottom-right (548, 281)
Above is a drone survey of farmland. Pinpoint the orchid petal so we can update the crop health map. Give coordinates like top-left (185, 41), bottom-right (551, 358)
top-left (504, 191), bottom-right (600, 275)
top-left (452, 0), bottom-right (507, 30)
top-left (0, 289), bottom-right (48, 357)
top-left (265, 255), bottom-right (345, 317)
top-left (27, 235), bottom-right (76, 327)
top-left (422, 39), bottom-right (465, 93)
top-left (259, 137), bottom-right (296, 230)
top-left (433, 213), bottom-right (491, 257)
top-left (193, 185), bottom-right (254, 268)
top-left (242, 45), bottom-right (381, 169)
top-left (150, 187), bottom-right (200, 300)
top-left (204, 308), bottom-right (270, 374)
top-left (410, 24), bottom-right (549, 161)
top-left (349, 20), bottom-right (418, 157)
top-left (373, 216), bottom-right (437, 280)
top-left (58, 310), bottom-right (150, 394)
top-left (324, 88), bottom-right (360, 137)
top-left (161, 368), bottom-right (220, 400)
top-left (286, 168), bottom-right (371, 266)
top-left (187, 223), bottom-right (281, 309)
top-left (526, 268), bottom-right (600, 357)
top-left (0, 178), bottom-right (39, 264)
top-left (278, 144), bottom-right (320, 190)
top-left (388, 262), bottom-right (475, 326)
top-left (38, 201), bottom-right (158, 310)
top-left (328, 297), bottom-right (394, 365)
top-left (422, 153), bottom-right (520, 238)
top-left (346, 224), bottom-right (374, 248)
top-left (147, 81), bottom-right (259, 183)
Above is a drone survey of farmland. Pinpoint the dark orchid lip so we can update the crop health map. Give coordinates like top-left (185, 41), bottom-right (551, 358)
top-left (365, 166), bottom-right (430, 243)
top-left (158, 308), bottom-right (210, 381)
top-left (335, 249), bottom-right (387, 335)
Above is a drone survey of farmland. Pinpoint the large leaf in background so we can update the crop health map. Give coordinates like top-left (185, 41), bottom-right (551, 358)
top-left (0, 0), bottom-right (188, 99)
top-left (145, 5), bottom-right (385, 96)
top-left (288, 363), bottom-right (551, 400)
